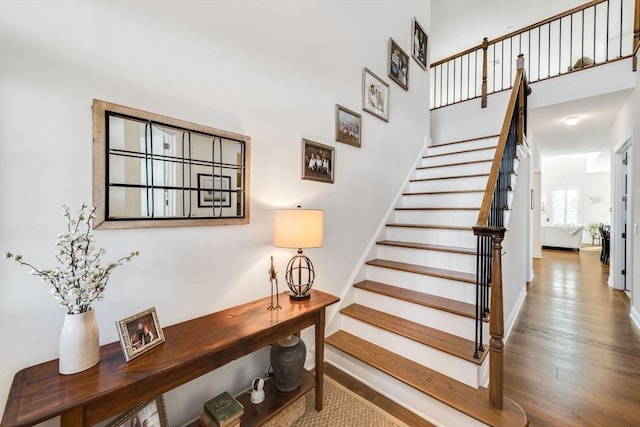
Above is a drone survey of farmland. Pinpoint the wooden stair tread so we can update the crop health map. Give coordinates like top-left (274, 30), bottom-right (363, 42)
top-left (386, 223), bottom-right (472, 231)
top-left (354, 280), bottom-right (485, 321)
top-left (366, 259), bottom-right (475, 283)
top-left (341, 304), bottom-right (485, 364)
top-left (417, 159), bottom-right (492, 170)
top-left (411, 173), bottom-right (489, 182)
top-left (403, 189), bottom-right (485, 196)
top-left (325, 331), bottom-right (528, 427)
top-left (424, 145), bottom-right (497, 158)
top-left (430, 134), bottom-right (500, 148)
top-left (377, 240), bottom-right (475, 255)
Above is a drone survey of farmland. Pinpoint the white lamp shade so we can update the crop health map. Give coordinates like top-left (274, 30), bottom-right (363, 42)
top-left (273, 209), bottom-right (324, 249)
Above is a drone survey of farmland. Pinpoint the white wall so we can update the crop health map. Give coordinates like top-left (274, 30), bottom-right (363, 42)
top-left (540, 154), bottom-right (611, 243)
top-left (0, 1), bottom-right (431, 424)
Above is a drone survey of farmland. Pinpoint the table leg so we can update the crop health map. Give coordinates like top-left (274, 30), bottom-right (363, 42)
top-left (315, 309), bottom-right (325, 411)
top-left (61, 407), bottom-right (83, 427)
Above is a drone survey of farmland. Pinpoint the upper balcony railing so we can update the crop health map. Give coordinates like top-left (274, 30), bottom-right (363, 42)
top-left (430, 0), bottom-right (639, 109)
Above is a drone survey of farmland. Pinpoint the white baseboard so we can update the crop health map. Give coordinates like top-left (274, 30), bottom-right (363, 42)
top-left (504, 284), bottom-right (527, 345)
top-left (630, 305), bottom-right (640, 330)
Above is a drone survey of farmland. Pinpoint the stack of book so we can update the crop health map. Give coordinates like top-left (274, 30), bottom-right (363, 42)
top-left (199, 391), bottom-right (244, 427)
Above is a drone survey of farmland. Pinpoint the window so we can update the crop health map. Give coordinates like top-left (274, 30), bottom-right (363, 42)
top-left (552, 187), bottom-right (579, 225)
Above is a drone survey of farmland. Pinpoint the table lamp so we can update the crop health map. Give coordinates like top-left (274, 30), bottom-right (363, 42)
top-left (273, 207), bottom-right (324, 301)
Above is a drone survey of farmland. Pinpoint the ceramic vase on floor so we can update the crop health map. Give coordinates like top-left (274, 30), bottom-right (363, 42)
top-left (270, 335), bottom-right (306, 392)
top-left (58, 308), bottom-right (100, 375)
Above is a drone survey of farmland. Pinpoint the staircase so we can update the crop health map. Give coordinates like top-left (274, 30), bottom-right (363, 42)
top-left (325, 135), bottom-right (527, 426)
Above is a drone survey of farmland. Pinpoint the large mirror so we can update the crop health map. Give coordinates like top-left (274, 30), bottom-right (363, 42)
top-left (92, 99), bottom-right (250, 229)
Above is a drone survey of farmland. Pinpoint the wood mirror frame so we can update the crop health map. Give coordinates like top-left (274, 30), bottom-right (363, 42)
top-left (92, 99), bottom-right (250, 229)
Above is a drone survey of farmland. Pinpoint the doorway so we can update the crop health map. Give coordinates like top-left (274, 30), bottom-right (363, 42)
top-left (612, 134), bottom-right (633, 293)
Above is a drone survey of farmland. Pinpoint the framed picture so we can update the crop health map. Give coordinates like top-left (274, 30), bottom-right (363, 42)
top-left (106, 395), bottom-right (168, 427)
top-left (302, 139), bottom-right (334, 184)
top-left (335, 105), bottom-right (361, 147)
top-left (362, 67), bottom-right (389, 122)
top-left (388, 38), bottom-right (409, 90)
top-left (117, 307), bottom-right (165, 362)
top-left (197, 173), bottom-right (232, 208)
top-left (412, 17), bottom-right (428, 70)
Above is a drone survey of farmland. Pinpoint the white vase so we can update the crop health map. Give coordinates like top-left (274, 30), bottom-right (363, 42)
top-left (58, 308), bottom-right (100, 375)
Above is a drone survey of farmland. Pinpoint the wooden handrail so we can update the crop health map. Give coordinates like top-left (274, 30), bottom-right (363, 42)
top-left (634, 0), bottom-right (640, 71)
top-left (475, 67), bottom-right (525, 227)
top-left (432, 0), bottom-right (606, 68)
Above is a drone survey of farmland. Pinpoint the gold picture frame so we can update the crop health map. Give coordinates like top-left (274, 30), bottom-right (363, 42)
top-left (388, 37), bottom-right (409, 90)
top-left (116, 307), bottom-right (165, 362)
top-left (335, 104), bottom-right (361, 147)
top-left (302, 139), bottom-right (334, 184)
top-left (362, 67), bottom-right (389, 122)
top-left (106, 395), bottom-right (168, 427)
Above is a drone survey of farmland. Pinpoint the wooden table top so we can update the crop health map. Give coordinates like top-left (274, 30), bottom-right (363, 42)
top-left (1, 290), bottom-right (339, 427)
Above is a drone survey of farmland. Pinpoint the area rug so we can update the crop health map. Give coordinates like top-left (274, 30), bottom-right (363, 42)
top-left (292, 376), bottom-right (408, 427)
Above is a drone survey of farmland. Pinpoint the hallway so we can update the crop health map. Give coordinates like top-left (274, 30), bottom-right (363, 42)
top-left (503, 248), bottom-right (640, 426)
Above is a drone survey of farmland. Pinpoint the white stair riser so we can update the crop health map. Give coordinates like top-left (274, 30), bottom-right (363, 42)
top-left (394, 208), bottom-right (478, 225)
top-left (376, 245), bottom-right (476, 274)
top-left (428, 139), bottom-right (499, 156)
top-left (354, 288), bottom-right (487, 340)
top-left (366, 265), bottom-right (476, 304)
top-left (324, 353), bottom-right (486, 427)
top-left (421, 149), bottom-right (495, 168)
top-left (400, 192), bottom-right (484, 208)
top-left (386, 226), bottom-right (476, 247)
top-left (408, 176), bottom-right (488, 192)
top-left (415, 162), bottom-right (492, 179)
top-left (341, 317), bottom-right (481, 388)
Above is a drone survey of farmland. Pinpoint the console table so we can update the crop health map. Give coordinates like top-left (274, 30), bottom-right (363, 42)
top-left (1, 290), bottom-right (339, 427)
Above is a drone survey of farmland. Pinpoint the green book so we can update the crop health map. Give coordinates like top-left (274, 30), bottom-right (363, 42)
top-left (204, 391), bottom-right (244, 425)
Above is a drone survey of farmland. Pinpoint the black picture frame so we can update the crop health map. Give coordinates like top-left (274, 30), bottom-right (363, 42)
top-left (412, 17), bottom-right (428, 70)
top-left (197, 173), bottom-right (232, 208)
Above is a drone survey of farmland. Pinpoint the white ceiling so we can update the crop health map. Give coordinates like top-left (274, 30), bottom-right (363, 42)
top-left (430, 0), bottom-right (630, 163)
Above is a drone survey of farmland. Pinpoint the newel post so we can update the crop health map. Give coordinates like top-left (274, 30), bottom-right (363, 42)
top-left (517, 54), bottom-right (525, 145)
top-left (489, 228), bottom-right (505, 410)
top-left (481, 37), bottom-right (489, 108)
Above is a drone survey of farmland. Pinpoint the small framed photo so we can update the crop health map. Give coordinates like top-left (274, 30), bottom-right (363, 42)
top-left (412, 17), bottom-right (428, 70)
top-left (107, 395), bottom-right (168, 427)
top-left (117, 307), bottom-right (165, 362)
top-left (388, 38), bottom-right (409, 90)
top-left (335, 105), bottom-right (361, 147)
top-left (197, 173), bottom-right (232, 208)
top-left (362, 67), bottom-right (389, 122)
top-left (302, 139), bottom-right (334, 184)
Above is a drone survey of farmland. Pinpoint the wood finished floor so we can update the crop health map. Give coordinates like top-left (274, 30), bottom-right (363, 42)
top-left (504, 248), bottom-right (640, 426)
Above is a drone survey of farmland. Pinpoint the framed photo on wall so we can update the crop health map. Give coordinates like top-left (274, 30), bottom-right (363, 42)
top-left (302, 139), bottom-right (334, 184)
top-left (362, 67), bottom-right (389, 122)
top-left (107, 395), bottom-right (168, 427)
top-left (197, 173), bottom-right (232, 208)
top-left (335, 104), bottom-right (361, 147)
top-left (388, 38), bottom-right (409, 90)
top-left (412, 17), bottom-right (428, 70)
top-left (116, 307), bottom-right (165, 362)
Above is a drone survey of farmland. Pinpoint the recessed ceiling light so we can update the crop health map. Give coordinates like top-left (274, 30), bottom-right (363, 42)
top-left (565, 116), bottom-right (581, 126)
